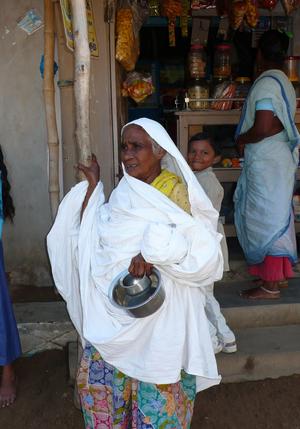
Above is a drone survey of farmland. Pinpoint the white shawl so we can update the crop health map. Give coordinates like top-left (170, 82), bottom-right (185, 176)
top-left (47, 118), bottom-right (223, 392)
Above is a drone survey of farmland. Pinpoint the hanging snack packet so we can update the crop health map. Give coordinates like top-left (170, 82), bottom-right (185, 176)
top-left (230, 0), bottom-right (247, 29)
top-left (281, 0), bottom-right (300, 14)
top-left (161, 0), bottom-right (183, 46)
top-left (245, 0), bottom-right (259, 28)
top-left (115, 7), bottom-right (139, 71)
top-left (211, 80), bottom-right (236, 110)
top-left (122, 72), bottom-right (155, 103)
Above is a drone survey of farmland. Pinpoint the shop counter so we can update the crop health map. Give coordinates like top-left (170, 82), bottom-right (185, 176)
top-left (175, 109), bottom-right (300, 237)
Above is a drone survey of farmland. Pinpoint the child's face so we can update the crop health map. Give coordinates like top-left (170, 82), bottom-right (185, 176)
top-left (187, 140), bottom-right (218, 172)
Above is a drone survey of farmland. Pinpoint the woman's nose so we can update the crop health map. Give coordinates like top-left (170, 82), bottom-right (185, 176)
top-left (122, 149), bottom-right (134, 161)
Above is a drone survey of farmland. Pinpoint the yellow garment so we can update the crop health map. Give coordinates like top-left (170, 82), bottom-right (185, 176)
top-left (151, 169), bottom-right (191, 214)
top-left (151, 169), bottom-right (181, 197)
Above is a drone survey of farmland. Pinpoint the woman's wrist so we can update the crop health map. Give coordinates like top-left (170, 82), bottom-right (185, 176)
top-left (87, 181), bottom-right (98, 192)
top-left (236, 134), bottom-right (246, 146)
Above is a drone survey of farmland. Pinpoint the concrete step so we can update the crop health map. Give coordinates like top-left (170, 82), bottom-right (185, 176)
top-left (14, 301), bottom-right (76, 356)
top-left (65, 325), bottom-right (300, 386)
top-left (66, 325), bottom-right (300, 386)
top-left (15, 301), bottom-right (300, 384)
top-left (14, 301), bottom-right (69, 323)
top-left (217, 324), bottom-right (300, 383)
top-left (215, 278), bottom-right (300, 328)
top-left (222, 302), bottom-right (300, 329)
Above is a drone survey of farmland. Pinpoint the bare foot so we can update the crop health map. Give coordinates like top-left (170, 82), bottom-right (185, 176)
top-left (0, 365), bottom-right (17, 408)
top-left (240, 285), bottom-right (280, 300)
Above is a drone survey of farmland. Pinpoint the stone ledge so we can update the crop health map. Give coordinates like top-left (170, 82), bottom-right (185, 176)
top-left (217, 324), bottom-right (300, 383)
top-left (18, 321), bottom-right (76, 356)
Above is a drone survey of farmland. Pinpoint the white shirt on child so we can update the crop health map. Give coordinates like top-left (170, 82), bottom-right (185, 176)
top-left (194, 167), bottom-right (229, 271)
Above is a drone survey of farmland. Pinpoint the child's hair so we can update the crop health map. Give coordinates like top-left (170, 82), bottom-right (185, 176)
top-left (188, 132), bottom-right (221, 156)
top-left (0, 146), bottom-right (15, 222)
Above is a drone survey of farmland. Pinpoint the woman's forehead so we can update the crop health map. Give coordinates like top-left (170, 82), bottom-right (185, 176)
top-left (122, 124), bottom-right (151, 141)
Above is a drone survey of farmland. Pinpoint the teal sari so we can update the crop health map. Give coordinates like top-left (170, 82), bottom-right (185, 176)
top-left (234, 70), bottom-right (300, 265)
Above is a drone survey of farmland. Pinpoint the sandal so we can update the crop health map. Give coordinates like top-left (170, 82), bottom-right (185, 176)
top-left (222, 341), bottom-right (237, 354)
top-left (240, 286), bottom-right (280, 300)
top-left (252, 279), bottom-right (288, 289)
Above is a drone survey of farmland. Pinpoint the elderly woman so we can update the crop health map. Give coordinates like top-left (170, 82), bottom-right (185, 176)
top-left (47, 118), bottom-right (223, 428)
top-left (235, 30), bottom-right (300, 300)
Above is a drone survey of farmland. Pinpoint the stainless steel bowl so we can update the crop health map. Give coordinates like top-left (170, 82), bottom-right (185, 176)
top-left (109, 268), bottom-right (165, 318)
top-left (119, 272), bottom-right (151, 296)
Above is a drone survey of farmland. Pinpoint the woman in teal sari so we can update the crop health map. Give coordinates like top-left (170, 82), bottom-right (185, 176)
top-left (234, 30), bottom-right (300, 299)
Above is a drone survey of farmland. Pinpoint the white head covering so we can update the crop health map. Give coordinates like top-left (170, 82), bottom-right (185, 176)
top-left (122, 118), bottom-right (219, 230)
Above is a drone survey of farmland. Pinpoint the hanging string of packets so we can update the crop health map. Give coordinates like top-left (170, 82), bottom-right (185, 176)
top-left (158, 0), bottom-right (190, 47)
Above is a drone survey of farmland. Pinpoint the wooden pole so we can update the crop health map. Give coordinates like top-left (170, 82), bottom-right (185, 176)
top-left (54, 2), bottom-right (77, 194)
top-left (44, 0), bottom-right (60, 219)
top-left (70, 0), bottom-right (92, 172)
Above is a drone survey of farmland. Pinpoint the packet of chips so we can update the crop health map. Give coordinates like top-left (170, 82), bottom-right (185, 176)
top-left (122, 72), bottom-right (155, 103)
top-left (280, 0), bottom-right (300, 14)
top-left (211, 80), bottom-right (236, 110)
top-left (115, 8), bottom-right (139, 71)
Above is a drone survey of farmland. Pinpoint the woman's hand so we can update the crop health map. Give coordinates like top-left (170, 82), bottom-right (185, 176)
top-left (235, 136), bottom-right (245, 157)
top-left (128, 253), bottom-right (153, 278)
top-left (78, 154), bottom-right (100, 220)
top-left (77, 154), bottom-right (100, 188)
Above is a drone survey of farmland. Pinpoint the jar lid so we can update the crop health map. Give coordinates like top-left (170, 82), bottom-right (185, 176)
top-left (188, 77), bottom-right (208, 86)
top-left (190, 44), bottom-right (204, 50)
top-left (235, 77), bottom-right (251, 83)
top-left (216, 44), bottom-right (231, 50)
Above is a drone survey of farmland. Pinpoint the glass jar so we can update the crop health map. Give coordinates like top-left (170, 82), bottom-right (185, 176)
top-left (284, 56), bottom-right (299, 82)
top-left (292, 82), bottom-right (300, 108)
top-left (188, 78), bottom-right (209, 110)
top-left (233, 77), bottom-right (251, 109)
top-left (213, 44), bottom-right (231, 79)
top-left (188, 44), bottom-right (207, 80)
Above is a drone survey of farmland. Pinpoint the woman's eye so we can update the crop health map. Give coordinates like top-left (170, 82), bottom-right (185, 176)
top-left (133, 142), bottom-right (142, 149)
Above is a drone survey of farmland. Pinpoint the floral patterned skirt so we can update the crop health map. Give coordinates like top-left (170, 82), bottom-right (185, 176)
top-left (77, 343), bottom-right (196, 429)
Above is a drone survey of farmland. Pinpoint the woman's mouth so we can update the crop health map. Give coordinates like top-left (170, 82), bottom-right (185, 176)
top-left (125, 163), bottom-right (138, 170)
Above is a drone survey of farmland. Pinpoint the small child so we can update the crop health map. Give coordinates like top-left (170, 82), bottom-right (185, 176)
top-left (187, 132), bottom-right (237, 354)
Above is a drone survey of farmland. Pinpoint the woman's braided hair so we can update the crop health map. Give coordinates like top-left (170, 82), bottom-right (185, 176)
top-left (0, 146), bottom-right (15, 221)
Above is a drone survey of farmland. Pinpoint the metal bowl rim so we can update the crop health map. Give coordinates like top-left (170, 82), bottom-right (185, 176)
top-left (108, 267), bottom-right (162, 310)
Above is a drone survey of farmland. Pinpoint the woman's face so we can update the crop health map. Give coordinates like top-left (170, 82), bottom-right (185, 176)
top-left (121, 125), bottom-right (164, 184)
